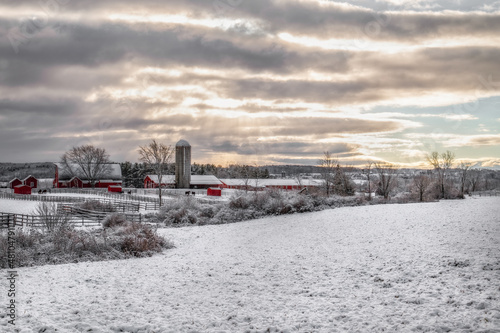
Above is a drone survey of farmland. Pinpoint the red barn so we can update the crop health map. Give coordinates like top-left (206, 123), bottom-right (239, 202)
top-left (144, 175), bottom-right (223, 189)
top-left (68, 176), bottom-right (84, 188)
top-left (54, 163), bottom-right (122, 188)
top-left (14, 185), bottom-right (32, 195)
top-left (22, 175), bottom-right (38, 189)
top-left (207, 187), bottom-right (222, 196)
top-left (108, 185), bottom-right (122, 193)
top-left (144, 175), bottom-right (173, 188)
top-left (96, 180), bottom-right (122, 188)
top-left (9, 178), bottom-right (22, 189)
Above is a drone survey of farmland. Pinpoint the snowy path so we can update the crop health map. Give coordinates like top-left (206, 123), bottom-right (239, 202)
top-left (5, 197), bottom-right (500, 332)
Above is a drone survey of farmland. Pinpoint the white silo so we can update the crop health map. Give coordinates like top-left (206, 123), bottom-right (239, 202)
top-left (175, 139), bottom-right (191, 189)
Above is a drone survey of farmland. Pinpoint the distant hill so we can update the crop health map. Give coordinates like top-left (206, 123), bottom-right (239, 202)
top-left (0, 162), bottom-right (56, 182)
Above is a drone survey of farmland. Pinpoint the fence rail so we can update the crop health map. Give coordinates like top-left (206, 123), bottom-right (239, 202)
top-left (0, 208), bottom-right (144, 229)
top-left (0, 213), bottom-right (11, 228)
top-left (0, 212), bottom-right (101, 228)
top-left (0, 192), bottom-right (83, 203)
top-left (0, 192), bottom-right (161, 211)
top-left (58, 205), bottom-right (144, 224)
top-left (50, 188), bottom-right (164, 203)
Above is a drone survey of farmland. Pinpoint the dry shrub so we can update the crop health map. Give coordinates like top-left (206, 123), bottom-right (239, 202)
top-left (229, 195), bottom-right (250, 210)
top-left (35, 202), bottom-right (69, 232)
top-left (102, 213), bottom-right (128, 228)
top-left (158, 197), bottom-right (201, 225)
top-left (0, 217), bottom-right (172, 268)
top-left (118, 223), bottom-right (170, 257)
top-left (153, 189), bottom-right (368, 227)
top-left (79, 200), bottom-right (116, 212)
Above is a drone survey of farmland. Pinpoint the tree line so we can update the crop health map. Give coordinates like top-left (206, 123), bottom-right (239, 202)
top-left (58, 143), bottom-right (500, 203)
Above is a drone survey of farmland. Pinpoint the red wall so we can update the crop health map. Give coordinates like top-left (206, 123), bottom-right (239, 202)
top-left (14, 185), bottom-right (31, 195)
top-left (108, 186), bottom-right (122, 193)
top-left (23, 176), bottom-right (38, 189)
top-left (9, 179), bottom-right (22, 189)
top-left (207, 188), bottom-right (222, 196)
top-left (97, 181), bottom-right (122, 188)
top-left (69, 177), bottom-right (83, 188)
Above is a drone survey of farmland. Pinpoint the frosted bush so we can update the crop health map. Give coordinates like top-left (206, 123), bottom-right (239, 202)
top-left (155, 189), bottom-right (367, 227)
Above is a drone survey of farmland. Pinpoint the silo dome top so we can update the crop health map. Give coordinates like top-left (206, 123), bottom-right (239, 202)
top-left (176, 139), bottom-right (191, 147)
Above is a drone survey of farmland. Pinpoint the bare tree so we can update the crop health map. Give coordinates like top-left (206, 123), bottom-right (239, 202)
top-left (468, 169), bottom-right (482, 193)
top-left (426, 151), bottom-right (455, 199)
top-left (138, 139), bottom-right (173, 206)
top-left (60, 145), bottom-right (112, 188)
top-left (363, 161), bottom-right (374, 201)
top-left (374, 162), bottom-right (399, 200)
top-left (318, 151), bottom-right (337, 196)
top-left (412, 174), bottom-right (432, 202)
top-left (457, 162), bottom-right (472, 199)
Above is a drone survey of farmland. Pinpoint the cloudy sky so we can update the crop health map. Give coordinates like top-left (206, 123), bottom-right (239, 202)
top-left (1, 0), bottom-right (499, 167)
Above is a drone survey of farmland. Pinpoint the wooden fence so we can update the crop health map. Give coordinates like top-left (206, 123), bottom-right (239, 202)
top-left (0, 213), bottom-right (11, 229)
top-left (0, 212), bottom-right (100, 228)
top-left (0, 208), bottom-right (144, 229)
top-left (57, 205), bottom-right (144, 224)
top-left (0, 192), bottom-right (82, 203)
top-left (50, 188), bottom-right (164, 204)
top-left (0, 192), bottom-right (161, 211)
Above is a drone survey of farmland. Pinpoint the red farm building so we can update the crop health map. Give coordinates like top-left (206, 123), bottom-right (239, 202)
top-left (22, 175), bottom-right (38, 189)
top-left (9, 178), bottom-right (22, 189)
top-left (108, 185), bottom-right (122, 193)
top-left (207, 187), bottom-right (222, 196)
top-left (53, 163), bottom-right (122, 188)
top-left (219, 178), bottom-right (324, 191)
top-left (68, 176), bottom-right (84, 188)
top-left (14, 184), bottom-right (32, 195)
top-left (144, 175), bottom-right (223, 189)
top-left (143, 175), bottom-right (172, 189)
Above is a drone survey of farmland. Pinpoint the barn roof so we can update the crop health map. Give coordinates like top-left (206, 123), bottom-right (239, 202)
top-left (146, 174), bottom-right (222, 185)
top-left (21, 175), bottom-right (36, 181)
top-left (191, 175), bottom-right (222, 185)
top-left (8, 177), bottom-right (21, 184)
top-left (55, 163), bottom-right (122, 181)
top-left (220, 178), bottom-right (324, 187)
top-left (145, 175), bottom-right (174, 184)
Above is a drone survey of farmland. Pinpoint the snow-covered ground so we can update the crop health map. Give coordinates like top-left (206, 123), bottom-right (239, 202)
top-left (0, 199), bottom-right (41, 215)
top-left (3, 197), bottom-right (500, 332)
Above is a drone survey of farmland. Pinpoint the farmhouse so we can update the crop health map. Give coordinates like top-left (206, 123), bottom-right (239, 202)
top-left (53, 163), bottom-right (122, 188)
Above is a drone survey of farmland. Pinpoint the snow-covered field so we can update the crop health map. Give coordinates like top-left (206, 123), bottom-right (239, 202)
top-left (0, 199), bottom-right (41, 215)
top-left (3, 197), bottom-right (500, 332)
